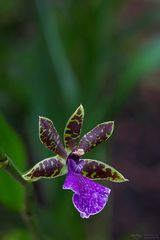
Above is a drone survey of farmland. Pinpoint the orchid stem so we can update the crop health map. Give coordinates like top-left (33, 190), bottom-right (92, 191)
top-left (0, 152), bottom-right (26, 185)
top-left (0, 152), bottom-right (43, 240)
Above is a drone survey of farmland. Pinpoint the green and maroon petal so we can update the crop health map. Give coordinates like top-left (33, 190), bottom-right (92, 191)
top-left (39, 116), bottom-right (67, 159)
top-left (77, 122), bottom-right (114, 155)
top-left (81, 159), bottom-right (128, 182)
top-left (23, 156), bottom-right (67, 181)
top-left (64, 105), bottom-right (84, 152)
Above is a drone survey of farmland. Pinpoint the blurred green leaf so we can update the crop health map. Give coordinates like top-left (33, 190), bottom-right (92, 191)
top-left (88, 37), bottom-right (160, 122)
top-left (0, 115), bottom-right (27, 211)
top-left (34, 0), bottom-right (80, 109)
top-left (2, 229), bottom-right (31, 240)
top-left (109, 37), bottom-right (160, 116)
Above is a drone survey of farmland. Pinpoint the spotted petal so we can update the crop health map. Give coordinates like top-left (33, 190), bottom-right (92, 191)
top-left (76, 122), bottom-right (114, 156)
top-left (39, 116), bottom-right (67, 159)
top-left (64, 105), bottom-right (84, 152)
top-left (23, 156), bottom-right (67, 182)
top-left (81, 159), bottom-right (128, 182)
top-left (63, 172), bottom-right (111, 218)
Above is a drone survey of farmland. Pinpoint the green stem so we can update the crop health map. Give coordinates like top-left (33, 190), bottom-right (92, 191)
top-left (0, 152), bottom-right (43, 240)
top-left (23, 184), bottom-right (44, 240)
top-left (0, 153), bottom-right (26, 185)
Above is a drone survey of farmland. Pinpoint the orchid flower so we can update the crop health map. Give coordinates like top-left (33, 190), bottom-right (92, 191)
top-left (23, 105), bottom-right (128, 218)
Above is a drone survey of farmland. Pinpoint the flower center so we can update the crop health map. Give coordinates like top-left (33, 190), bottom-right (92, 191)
top-left (67, 152), bottom-right (84, 174)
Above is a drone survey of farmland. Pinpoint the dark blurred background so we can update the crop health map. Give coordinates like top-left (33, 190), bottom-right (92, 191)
top-left (0, 0), bottom-right (160, 239)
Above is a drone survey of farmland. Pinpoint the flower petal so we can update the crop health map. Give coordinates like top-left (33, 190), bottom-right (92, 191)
top-left (39, 116), bottom-right (67, 159)
top-left (77, 122), bottom-right (114, 156)
top-left (64, 105), bottom-right (84, 152)
top-left (63, 172), bottom-right (111, 218)
top-left (23, 156), bottom-right (67, 181)
top-left (81, 159), bottom-right (128, 182)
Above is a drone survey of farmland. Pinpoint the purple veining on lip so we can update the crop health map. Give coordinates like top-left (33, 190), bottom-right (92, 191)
top-left (63, 154), bottom-right (111, 218)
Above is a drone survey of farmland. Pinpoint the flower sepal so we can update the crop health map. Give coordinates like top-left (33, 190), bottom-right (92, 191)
top-left (23, 156), bottom-right (67, 182)
top-left (81, 159), bottom-right (128, 183)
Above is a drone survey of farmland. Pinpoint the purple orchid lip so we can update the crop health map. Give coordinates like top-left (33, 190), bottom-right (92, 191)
top-left (63, 154), bottom-right (111, 218)
top-left (72, 181), bottom-right (111, 218)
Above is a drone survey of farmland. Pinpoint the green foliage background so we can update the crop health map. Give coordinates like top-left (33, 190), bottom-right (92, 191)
top-left (0, 0), bottom-right (160, 239)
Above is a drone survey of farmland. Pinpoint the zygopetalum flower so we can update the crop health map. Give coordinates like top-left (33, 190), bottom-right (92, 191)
top-left (23, 105), bottom-right (128, 218)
